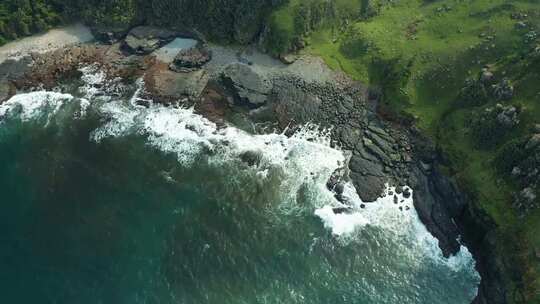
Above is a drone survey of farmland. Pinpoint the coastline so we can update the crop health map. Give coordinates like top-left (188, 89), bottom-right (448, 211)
top-left (0, 24), bottom-right (503, 304)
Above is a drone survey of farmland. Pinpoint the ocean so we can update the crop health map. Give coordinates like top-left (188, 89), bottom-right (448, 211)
top-left (0, 66), bottom-right (480, 303)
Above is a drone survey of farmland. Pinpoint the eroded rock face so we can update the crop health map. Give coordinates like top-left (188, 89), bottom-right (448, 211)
top-left (221, 63), bottom-right (272, 107)
top-left (123, 26), bottom-right (177, 55)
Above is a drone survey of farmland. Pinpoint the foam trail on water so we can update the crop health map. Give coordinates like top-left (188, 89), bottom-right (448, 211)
top-left (0, 91), bottom-right (75, 124)
top-left (3, 66), bottom-right (480, 297)
top-left (86, 67), bottom-right (479, 279)
top-left (315, 183), bottom-right (479, 275)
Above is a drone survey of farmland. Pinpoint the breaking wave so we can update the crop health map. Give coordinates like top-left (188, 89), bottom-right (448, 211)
top-left (0, 65), bottom-right (481, 302)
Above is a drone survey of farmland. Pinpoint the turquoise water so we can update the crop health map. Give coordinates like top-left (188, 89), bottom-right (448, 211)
top-left (0, 68), bottom-right (480, 304)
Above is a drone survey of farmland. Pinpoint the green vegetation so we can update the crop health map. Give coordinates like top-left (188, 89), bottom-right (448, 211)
top-left (0, 0), bottom-right (62, 44)
top-left (0, 0), bottom-right (283, 46)
top-left (1, 0), bottom-right (539, 301)
top-left (267, 0), bottom-right (540, 302)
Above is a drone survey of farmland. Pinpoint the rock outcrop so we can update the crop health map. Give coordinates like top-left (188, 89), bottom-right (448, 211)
top-left (145, 61), bottom-right (209, 104)
top-left (170, 43), bottom-right (212, 72)
top-left (123, 26), bottom-right (177, 55)
top-left (221, 63), bottom-right (272, 107)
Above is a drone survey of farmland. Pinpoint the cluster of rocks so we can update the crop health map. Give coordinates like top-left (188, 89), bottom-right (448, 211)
top-left (510, 125), bottom-right (540, 217)
top-left (470, 103), bottom-right (521, 148)
top-left (123, 26), bottom-right (177, 55)
top-left (458, 67), bottom-right (514, 107)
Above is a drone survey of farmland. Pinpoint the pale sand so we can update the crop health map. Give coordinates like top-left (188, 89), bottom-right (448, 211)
top-left (0, 24), bottom-right (94, 64)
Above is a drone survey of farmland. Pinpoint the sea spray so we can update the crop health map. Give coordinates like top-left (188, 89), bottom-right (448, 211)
top-left (0, 65), bottom-right (481, 303)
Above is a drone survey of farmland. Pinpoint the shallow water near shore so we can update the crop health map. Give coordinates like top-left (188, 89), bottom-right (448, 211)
top-left (0, 67), bottom-right (480, 303)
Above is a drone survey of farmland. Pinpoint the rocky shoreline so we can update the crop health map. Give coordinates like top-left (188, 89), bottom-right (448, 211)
top-left (0, 25), bottom-right (505, 304)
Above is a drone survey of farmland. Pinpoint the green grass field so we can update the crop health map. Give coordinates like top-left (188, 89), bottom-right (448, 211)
top-left (269, 0), bottom-right (540, 302)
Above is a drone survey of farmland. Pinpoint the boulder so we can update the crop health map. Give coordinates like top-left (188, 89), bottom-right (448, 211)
top-left (123, 26), bottom-right (177, 55)
top-left (170, 44), bottom-right (212, 72)
top-left (221, 63), bottom-right (272, 106)
top-left (279, 54), bottom-right (298, 65)
top-left (145, 66), bottom-right (209, 103)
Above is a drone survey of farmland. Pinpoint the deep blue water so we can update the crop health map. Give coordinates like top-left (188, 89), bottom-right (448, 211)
top-left (0, 72), bottom-right (480, 304)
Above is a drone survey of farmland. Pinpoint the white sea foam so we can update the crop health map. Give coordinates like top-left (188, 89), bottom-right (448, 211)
top-left (0, 91), bottom-right (74, 124)
top-left (3, 66), bottom-right (480, 289)
top-left (315, 183), bottom-right (479, 275)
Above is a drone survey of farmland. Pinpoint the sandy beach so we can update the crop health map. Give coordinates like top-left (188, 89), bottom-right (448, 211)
top-left (0, 24), bottom-right (94, 64)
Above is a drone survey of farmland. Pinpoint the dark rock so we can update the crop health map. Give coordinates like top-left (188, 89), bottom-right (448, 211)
top-left (495, 104), bottom-right (520, 128)
top-left (170, 43), bottom-right (212, 72)
top-left (492, 78), bottom-right (514, 101)
top-left (350, 172), bottom-right (386, 202)
top-left (403, 187), bottom-right (412, 198)
top-left (333, 206), bottom-right (352, 214)
top-left (239, 151), bottom-right (262, 167)
top-left (123, 26), bottom-right (177, 55)
top-left (409, 166), bottom-right (461, 257)
top-left (221, 63), bottom-right (272, 107)
top-left (91, 25), bottom-right (129, 44)
top-left (0, 79), bottom-right (15, 103)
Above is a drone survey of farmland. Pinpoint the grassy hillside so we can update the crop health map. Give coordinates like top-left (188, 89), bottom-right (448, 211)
top-left (268, 0), bottom-right (540, 302)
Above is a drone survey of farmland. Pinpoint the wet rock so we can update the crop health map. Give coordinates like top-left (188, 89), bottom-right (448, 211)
top-left (0, 79), bottom-right (15, 103)
top-left (170, 43), bottom-right (212, 72)
top-left (222, 63), bottom-right (272, 107)
top-left (239, 151), bottom-right (261, 167)
top-left (332, 206), bottom-right (353, 214)
top-left (350, 172), bottom-right (386, 202)
top-left (123, 26), bottom-right (177, 55)
top-left (403, 187), bottom-right (411, 198)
